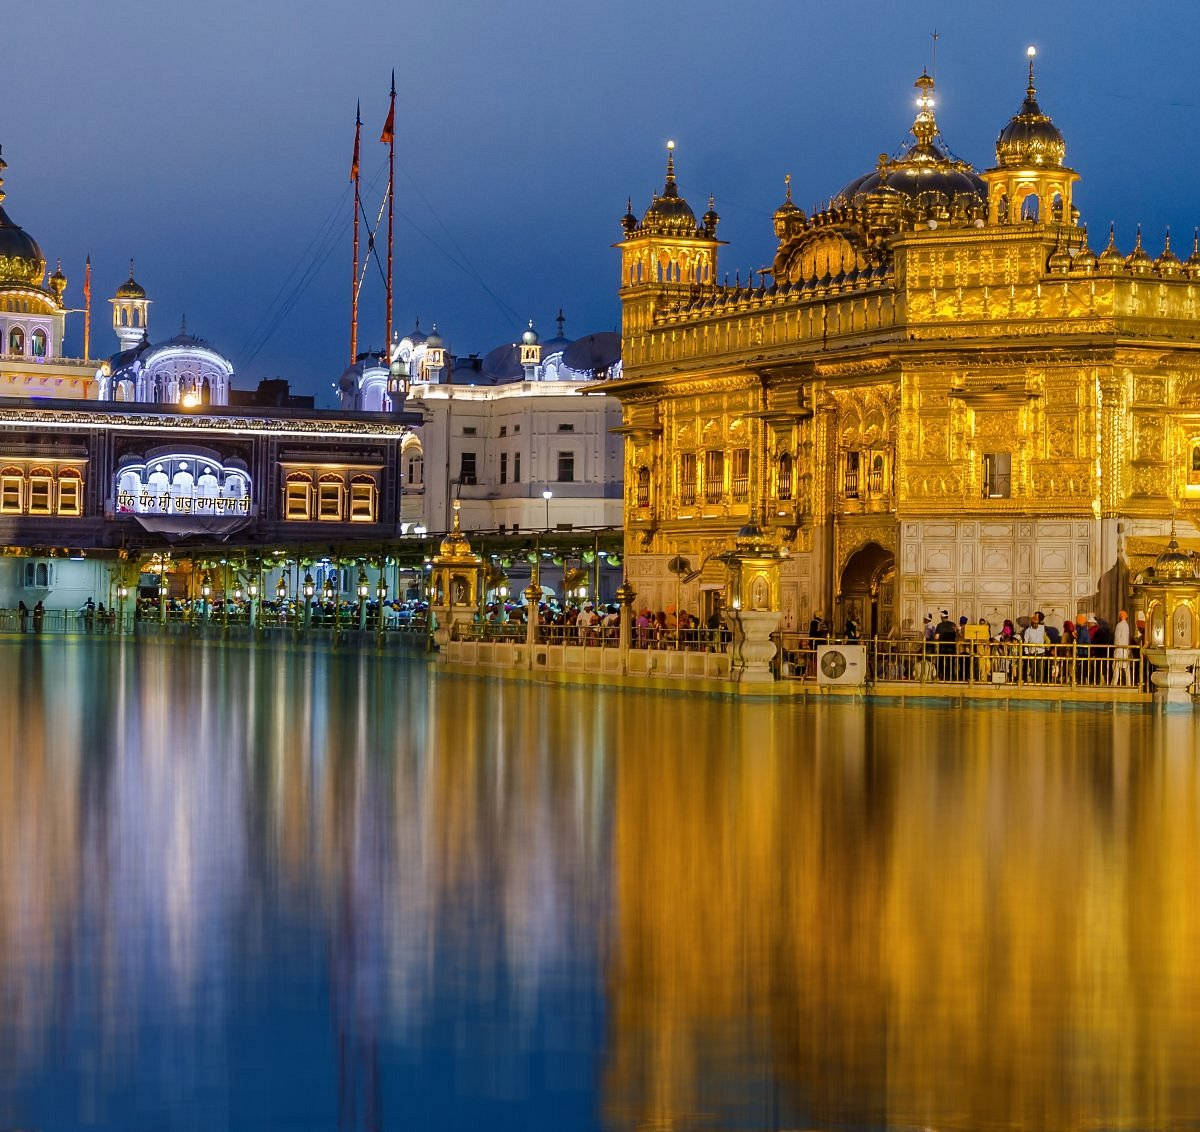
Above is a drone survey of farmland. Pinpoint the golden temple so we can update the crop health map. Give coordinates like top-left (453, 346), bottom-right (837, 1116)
top-left (605, 51), bottom-right (1200, 635)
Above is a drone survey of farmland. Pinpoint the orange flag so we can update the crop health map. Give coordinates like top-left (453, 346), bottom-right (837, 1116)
top-left (380, 71), bottom-right (395, 144)
top-left (350, 102), bottom-right (361, 182)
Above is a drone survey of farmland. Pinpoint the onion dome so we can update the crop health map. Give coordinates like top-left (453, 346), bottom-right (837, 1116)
top-left (702, 193), bottom-right (720, 238)
top-left (833, 73), bottom-right (986, 209)
top-left (620, 196), bottom-right (637, 235)
top-left (439, 500), bottom-right (476, 559)
top-left (1186, 228), bottom-right (1200, 277)
top-left (1154, 527), bottom-right (1194, 581)
top-left (1156, 229), bottom-right (1183, 278)
top-left (1097, 223), bottom-right (1124, 271)
top-left (1125, 225), bottom-right (1155, 275)
top-left (638, 141), bottom-right (699, 236)
top-left (1073, 226), bottom-right (1097, 272)
top-left (1047, 237), bottom-right (1072, 274)
top-left (772, 174), bottom-right (804, 239)
top-left (424, 322), bottom-right (444, 350)
top-left (995, 48), bottom-right (1067, 168)
top-left (115, 259), bottom-right (146, 299)
top-left (48, 259), bottom-right (67, 300)
top-left (520, 319), bottom-right (539, 346)
top-left (0, 146), bottom-right (47, 287)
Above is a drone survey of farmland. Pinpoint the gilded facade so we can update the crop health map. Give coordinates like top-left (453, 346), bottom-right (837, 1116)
top-left (604, 55), bottom-right (1200, 633)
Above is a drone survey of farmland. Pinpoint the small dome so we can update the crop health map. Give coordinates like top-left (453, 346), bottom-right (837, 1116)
top-left (638, 142), bottom-right (700, 236)
top-left (521, 319), bottom-right (539, 346)
top-left (702, 193), bottom-right (720, 237)
top-left (115, 260), bottom-right (146, 299)
top-left (1186, 229), bottom-right (1200, 278)
top-left (48, 259), bottom-right (67, 298)
top-left (1125, 226), bottom-right (1155, 275)
top-left (995, 51), bottom-right (1067, 168)
top-left (1154, 532), bottom-right (1194, 582)
top-left (1097, 224), bottom-right (1124, 271)
top-left (772, 175), bottom-right (803, 238)
top-left (0, 204), bottom-right (46, 287)
top-left (1156, 229), bottom-right (1183, 277)
top-left (1072, 227), bottom-right (1097, 272)
top-left (1047, 241), bottom-right (1072, 274)
top-left (424, 322), bottom-right (444, 350)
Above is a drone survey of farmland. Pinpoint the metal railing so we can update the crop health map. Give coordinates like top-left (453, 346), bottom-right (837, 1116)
top-left (776, 635), bottom-right (1146, 691)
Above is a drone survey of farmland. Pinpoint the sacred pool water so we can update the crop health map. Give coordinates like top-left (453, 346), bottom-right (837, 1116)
top-left (0, 637), bottom-right (1197, 1130)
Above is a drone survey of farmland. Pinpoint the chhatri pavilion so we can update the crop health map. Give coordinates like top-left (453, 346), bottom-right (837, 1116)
top-left (604, 51), bottom-right (1200, 635)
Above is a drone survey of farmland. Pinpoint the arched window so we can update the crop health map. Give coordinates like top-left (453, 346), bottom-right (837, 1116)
top-left (30, 329), bottom-right (47, 357)
top-left (57, 469), bottom-right (82, 516)
top-left (284, 472), bottom-right (312, 521)
top-left (777, 452), bottom-right (793, 501)
top-left (1020, 193), bottom-right (1040, 222)
top-left (0, 467), bottom-right (24, 513)
top-left (317, 473), bottom-right (344, 521)
top-left (636, 466), bottom-right (651, 508)
top-left (869, 453), bottom-right (885, 494)
top-left (8, 327), bottom-right (24, 355)
top-left (27, 468), bottom-right (54, 515)
top-left (349, 475), bottom-right (377, 522)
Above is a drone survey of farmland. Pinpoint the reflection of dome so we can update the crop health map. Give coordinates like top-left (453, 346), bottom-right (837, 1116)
top-left (0, 205), bottom-right (46, 287)
top-left (995, 52), bottom-right (1066, 168)
top-left (1154, 533), bottom-right (1194, 582)
top-left (834, 73), bottom-right (986, 209)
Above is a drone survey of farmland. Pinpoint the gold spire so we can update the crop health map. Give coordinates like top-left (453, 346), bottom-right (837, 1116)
top-left (1026, 45), bottom-right (1037, 100)
top-left (664, 140), bottom-right (677, 195)
top-left (785, 172), bottom-right (792, 203)
top-left (912, 70), bottom-right (938, 149)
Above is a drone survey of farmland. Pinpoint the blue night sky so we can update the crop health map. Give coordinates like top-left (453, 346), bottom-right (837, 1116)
top-left (5, 0), bottom-right (1199, 403)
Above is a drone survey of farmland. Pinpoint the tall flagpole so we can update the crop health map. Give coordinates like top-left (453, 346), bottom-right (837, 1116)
top-left (383, 69), bottom-right (396, 353)
top-left (350, 101), bottom-right (361, 364)
top-left (83, 254), bottom-right (92, 361)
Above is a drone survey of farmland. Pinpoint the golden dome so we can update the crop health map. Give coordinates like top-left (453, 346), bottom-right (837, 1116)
top-left (702, 193), bottom-right (720, 238)
top-left (1072, 226), bottom-right (1097, 272)
top-left (0, 147), bottom-right (47, 289)
top-left (995, 49), bottom-right (1067, 169)
top-left (772, 174), bottom-right (804, 239)
top-left (636, 142), bottom-right (701, 237)
top-left (1154, 530), bottom-right (1194, 581)
top-left (1186, 228), bottom-right (1200, 277)
top-left (1125, 225), bottom-right (1155, 275)
top-left (48, 259), bottom-right (67, 300)
top-left (115, 259), bottom-right (146, 299)
top-left (1156, 229), bottom-right (1183, 277)
top-left (1097, 223), bottom-right (1124, 271)
top-left (835, 73), bottom-right (986, 213)
top-left (438, 500), bottom-right (476, 559)
top-left (1047, 239), bottom-right (1072, 274)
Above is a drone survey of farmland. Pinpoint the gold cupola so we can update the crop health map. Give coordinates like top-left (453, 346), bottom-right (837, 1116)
top-left (0, 145), bottom-right (48, 289)
top-left (1186, 228), bottom-right (1200, 278)
top-left (1156, 228), bottom-right (1183, 277)
top-left (983, 48), bottom-right (1078, 226)
top-left (48, 259), bottom-right (67, 301)
top-left (1097, 223), bottom-right (1125, 271)
top-left (772, 174), bottom-right (805, 241)
top-left (1125, 225), bottom-right (1155, 275)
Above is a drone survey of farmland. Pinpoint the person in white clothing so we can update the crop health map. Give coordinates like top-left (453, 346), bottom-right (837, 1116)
top-left (1023, 610), bottom-right (1048, 682)
top-left (1113, 609), bottom-right (1133, 686)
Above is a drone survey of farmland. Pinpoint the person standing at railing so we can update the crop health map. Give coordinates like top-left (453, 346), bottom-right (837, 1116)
top-left (17, 600), bottom-right (28, 634)
top-left (1091, 615), bottom-right (1114, 684)
top-left (1074, 615), bottom-right (1091, 684)
top-left (1022, 612), bottom-right (1048, 683)
top-left (33, 600), bottom-right (44, 634)
top-left (934, 610), bottom-right (957, 679)
top-left (1113, 610), bottom-right (1133, 686)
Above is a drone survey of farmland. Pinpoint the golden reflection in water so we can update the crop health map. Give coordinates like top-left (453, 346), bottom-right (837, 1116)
top-left (604, 698), bottom-right (1200, 1131)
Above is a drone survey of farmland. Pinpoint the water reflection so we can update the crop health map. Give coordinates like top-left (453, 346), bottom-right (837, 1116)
top-left (0, 639), bottom-right (1197, 1129)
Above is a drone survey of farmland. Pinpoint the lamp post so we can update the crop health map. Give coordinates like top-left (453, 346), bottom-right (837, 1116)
top-left (357, 568), bottom-right (370, 632)
top-left (276, 575), bottom-right (288, 631)
top-left (200, 570), bottom-right (213, 624)
top-left (376, 576), bottom-right (387, 646)
top-left (542, 488), bottom-right (553, 531)
top-left (117, 583), bottom-right (129, 635)
top-left (248, 577), bottom-right (259, 632)
top-left (303, 571), bottom-right (315, 630)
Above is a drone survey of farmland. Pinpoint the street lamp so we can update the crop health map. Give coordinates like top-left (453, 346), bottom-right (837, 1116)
top-left (303, 572), bottom-right (315, 598)
top-left (117, 583), bottom-right (129, 634)
top-left (542, 488), bottom-right (553, 530)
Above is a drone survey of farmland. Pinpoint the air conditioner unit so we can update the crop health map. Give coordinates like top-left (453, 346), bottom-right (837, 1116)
top-left (816, 644), bottom-right (867, 686)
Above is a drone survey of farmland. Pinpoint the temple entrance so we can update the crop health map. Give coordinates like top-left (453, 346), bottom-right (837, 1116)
top-left (839, 542), bottom-right (895, 638)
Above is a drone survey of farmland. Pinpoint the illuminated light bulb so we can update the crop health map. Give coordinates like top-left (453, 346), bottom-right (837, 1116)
top-left (1027, 44), bottom-right (1037, 57)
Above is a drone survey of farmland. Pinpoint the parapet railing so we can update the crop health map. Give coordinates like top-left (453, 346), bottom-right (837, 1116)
top-left (776, 635), bottom-right (1146, 692)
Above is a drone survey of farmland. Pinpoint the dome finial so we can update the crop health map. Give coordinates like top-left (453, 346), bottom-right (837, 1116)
top-left (912, 70), bottom-right (938, 148)
top-left (663, 139), bottom-right (677, 195)
top-left (0, 142), bottom-right (7, 204)
top-left (784, 172), bottom-right (792, 203)
top-left (128, 257), bottom-right (135, 281)
top-left (556, 308), bottom-right (565, 337)
top-left (1026, 45), bottom-right (1037, 99)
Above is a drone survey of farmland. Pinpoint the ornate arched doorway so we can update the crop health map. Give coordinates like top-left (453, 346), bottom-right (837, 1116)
top-left (839, 541), bottom-right (896, 638)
